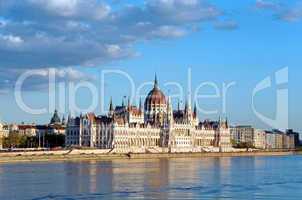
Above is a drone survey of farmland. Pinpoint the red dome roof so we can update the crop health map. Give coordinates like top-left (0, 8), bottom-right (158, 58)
top-left (145, 87), bottom-right (166, 105)
top-left (144, 75), bottom-right (166, 109)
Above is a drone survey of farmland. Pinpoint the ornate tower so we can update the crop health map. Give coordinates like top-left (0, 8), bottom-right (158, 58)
top-left (144, 75), bottom-right (167, 126)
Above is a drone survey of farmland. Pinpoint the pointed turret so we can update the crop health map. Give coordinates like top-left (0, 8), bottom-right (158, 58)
top-left (62, 115), bottom-right (66, 125)
top-left (122, 98), bottom-right (125, 107)
top-left (139, 97), bottom-right (142, 112)
top-left (109, 97), bottom-right (113, 112)
top-left (184, 100), bottom-right (188, 113)
top-left (167, 96), bottom-right (173, 125)
top-left (67, 113), bottom-right (72, 123)
top-left (192, 102), bottom-right (199, 126)
top-left (218, 116), bottom-right (223, 128)
top-left (108, 97), bottom-right (114, 117)
top-left (225, 117), bottom-right (229, 128)
top-left (127, 97), bottom-right (131, 111)
top-left (193, 103), bottom-right (197, 118)
top-left (50, 109), bottom-right (61, 125)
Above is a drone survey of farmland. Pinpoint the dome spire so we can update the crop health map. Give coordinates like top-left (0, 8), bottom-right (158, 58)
top-left (154, 73), bottom-right (158, 89)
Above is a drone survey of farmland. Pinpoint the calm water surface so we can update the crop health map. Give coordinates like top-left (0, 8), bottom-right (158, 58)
top-left (0, 156), bottom-right (302, 200)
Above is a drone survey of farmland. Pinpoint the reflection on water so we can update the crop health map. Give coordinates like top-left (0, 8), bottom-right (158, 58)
top-left (0, 156), bottom-right (302, 200)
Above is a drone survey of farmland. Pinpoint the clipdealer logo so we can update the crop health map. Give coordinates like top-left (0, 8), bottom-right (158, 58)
top-left (252, 67), bottom-right (288, 130)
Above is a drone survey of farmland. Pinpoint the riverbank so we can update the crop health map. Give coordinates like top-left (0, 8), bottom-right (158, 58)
top-left (0, 150), bottom-right (300, 164)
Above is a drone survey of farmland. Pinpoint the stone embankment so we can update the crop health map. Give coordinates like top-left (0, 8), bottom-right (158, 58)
top-left (0, 149), bottom-right (299, 163)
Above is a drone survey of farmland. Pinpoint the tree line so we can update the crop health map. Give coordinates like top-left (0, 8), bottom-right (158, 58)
top-left (1, 132), bottom-right (65, 149)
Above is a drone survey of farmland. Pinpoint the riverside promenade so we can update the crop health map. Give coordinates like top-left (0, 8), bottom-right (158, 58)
top-left (0, 149), bottom-right (299, 163)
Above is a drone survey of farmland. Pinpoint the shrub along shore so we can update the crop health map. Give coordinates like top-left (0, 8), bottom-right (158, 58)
top-left (0, 150), bottom-right (300, 164)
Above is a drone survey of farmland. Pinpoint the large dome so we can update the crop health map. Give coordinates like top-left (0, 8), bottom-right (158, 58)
top-left (144, 76), bottom-right (166, 110)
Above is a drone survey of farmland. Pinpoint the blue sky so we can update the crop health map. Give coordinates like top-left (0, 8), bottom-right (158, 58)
top-left (0, 0), bottom-right (301, 132)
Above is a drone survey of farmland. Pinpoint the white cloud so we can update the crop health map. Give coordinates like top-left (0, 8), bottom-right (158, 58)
top-left (255, 0), bottom-right (280, 10)
top-left (255, 0), bottom-right (302, 22)
top-left (0, 0), bottom-right (227, 71)
top-left (30, 0), bottom-right (78, 16)
top-left (0, 34), bottom-right (24, 45)
top-left (0, 19), bottom-right (9, 28)
top-left (214, 21), bottom-right (238, 30)
top-left (106, 44), bottom-right (123, 57)
top-left (151, 25), bottom-right (187, 38)
top-left (0, 67), bottom-right (94, 92)
top-left (27, 0), bottom-right (111, 20)
top-left (278, 5), bottom-right (302, 22)
top-left (146, 0), bottom-right (221, 23)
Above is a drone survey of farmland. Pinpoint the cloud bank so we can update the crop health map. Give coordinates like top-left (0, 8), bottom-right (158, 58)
top-left (0, 0), bottom-right (225, 70)
top-left (255, 0), bottom-right (302, 22)
top-left (0, 67), bottom-right (94, 93)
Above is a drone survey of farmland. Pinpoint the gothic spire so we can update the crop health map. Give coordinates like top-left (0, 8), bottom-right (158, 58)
top-left (193, 103), bottom-right (197, 117)
top-left (122, 98), bottom-right (125, 107)
top-left (67, 113), bottom-right (72, 123)
top-left (127, 97), bottom-right (131, 111)
top-left (225, 117), bottom-right (229, 128)
top-left (139, 97), bottom-right (142, 112)
top-left (62, 115), bottom-right (66, 125)
top-left (109, 97), bottom-right (113, 111)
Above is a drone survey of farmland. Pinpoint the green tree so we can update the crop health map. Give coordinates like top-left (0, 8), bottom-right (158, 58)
top-left (44, 134), bottom-right (65, 148)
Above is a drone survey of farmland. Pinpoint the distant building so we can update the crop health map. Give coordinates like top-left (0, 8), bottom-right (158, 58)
top-left (18, 124), bottom-right (37, 136)
top-left (265, 131), bottom-right (275, 149)
top-left (275, 132), bottom-right (284, 149)
top-left (265, 129), bottom-right (299, 150)
top-left (1, 124), bottom-right (9, 137)
top-left (0, 121), bottom-right (3, 149)
top-left (253, 129), bottom-right (266, 149)
top-left (6, 124), bottom-right (18, 133)
top-left (230, 125), bottom-right (254, 146)
top-left (286, 129), bottom-right (300, 147)
top-left (36, 124), bottom-right (66, 137)
top-left (36, 110), bottom-right (66, 136)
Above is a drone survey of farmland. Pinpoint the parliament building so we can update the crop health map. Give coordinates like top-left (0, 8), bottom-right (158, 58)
top-left (65, 76), bottom-right (232, 153)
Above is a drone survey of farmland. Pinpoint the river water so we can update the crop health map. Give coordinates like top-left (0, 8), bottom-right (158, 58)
top-left (0, 155), bottom-right (301, 200)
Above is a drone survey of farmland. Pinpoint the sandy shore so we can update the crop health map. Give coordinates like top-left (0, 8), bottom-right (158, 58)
top-left (0, 151), bottom-right (300, 164)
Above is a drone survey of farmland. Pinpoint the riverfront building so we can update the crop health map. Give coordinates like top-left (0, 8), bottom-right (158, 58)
top-left (0, 110), bottom-right (66, 140)
top-left (265, 129), bottom-right (298, 150)
top-left (253, 129), bottom-right (266, 149)
top-left (230, 126), bottom-right (254, 146)
top-left (36, 110), bottom-right (66, 137)
top-left (231, 126), bottom-right (299, 150)
top-left (65, 76), bottom-right (232, 153)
